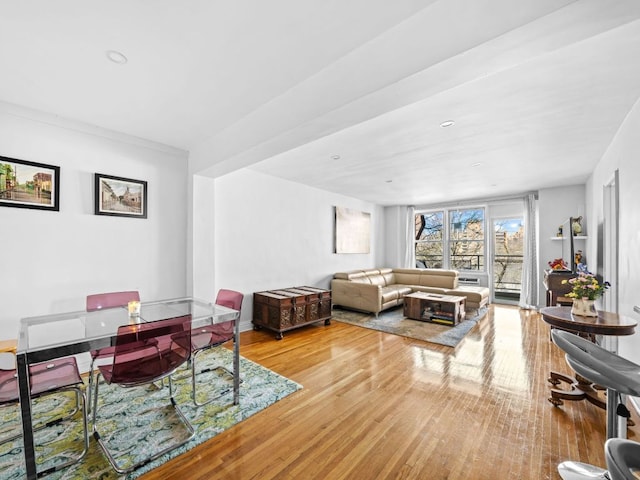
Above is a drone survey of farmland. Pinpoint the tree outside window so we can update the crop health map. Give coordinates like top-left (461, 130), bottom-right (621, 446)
top-left (415, 211), bottom-right (444, 268)
top-left (414, 208), bottom-right (485, 271)
top-left (449, 208), bottom-right (484, 271)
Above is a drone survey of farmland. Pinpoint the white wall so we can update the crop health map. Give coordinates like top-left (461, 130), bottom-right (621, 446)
top-left (384, 206), bottom-right (409, 268)
top-left (212, 168), bottom-right (384, 331)
top-left (586, 97), bottom-right (640, 366)
top-left (0, 106), bottom-right (189, 345)
top-left (537, 185), bottom-right (586, 306)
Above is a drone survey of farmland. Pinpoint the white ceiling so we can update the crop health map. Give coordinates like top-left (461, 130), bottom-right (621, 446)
top-left (2, 0), bottom-right (640, 206)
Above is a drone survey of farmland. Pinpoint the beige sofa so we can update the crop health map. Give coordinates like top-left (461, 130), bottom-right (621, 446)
top-left (331, 268), bottom-right (490, 316)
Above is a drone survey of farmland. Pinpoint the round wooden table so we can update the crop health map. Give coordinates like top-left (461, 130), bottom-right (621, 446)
top-left (540, 306), bottom-right (637, 410)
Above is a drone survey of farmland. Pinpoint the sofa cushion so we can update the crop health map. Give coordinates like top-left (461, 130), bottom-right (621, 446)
top-left (380, 286), bottom-right (401, 303)
top-left (343, 272), bottom-right (371, 284)
top-left (367, 274), bottom-right (387, 287)
top-left (409, 285), bottom-right (450, 296)
top-left (393, 268), bottom-right (458, 289)
top-left (448, 286), bottom-right (489, 306)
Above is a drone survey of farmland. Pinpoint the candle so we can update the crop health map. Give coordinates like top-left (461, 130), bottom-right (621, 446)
top-left (128, 300), bottom-right (140, 317)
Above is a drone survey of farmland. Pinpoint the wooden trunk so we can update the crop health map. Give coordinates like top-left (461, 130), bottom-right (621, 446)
top-left (253, 286), bottom-right (332, 339)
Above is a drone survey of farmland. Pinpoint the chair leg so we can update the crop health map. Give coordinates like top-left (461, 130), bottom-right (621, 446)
top-left (34, 386), bottom-right (90, 477)
top-left (86, 356), bottom-right (97, 414)
top-left (191, 347), bottom-right (241, 407)
top-left (0, 386), bottom-right (86, 447)
top-left (92, 374), bottom-right (195, 475)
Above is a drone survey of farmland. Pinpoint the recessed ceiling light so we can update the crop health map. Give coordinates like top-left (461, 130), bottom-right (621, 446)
top-left (471, 162), bottom-right (482, 167)
top-left (385, 179), bottom-right (393, 183)
top-left (331, 154), bottom-right (341, 160)
top-left (106, 50), bottom-right (128, 64)
top-left (440, 120), bottom-right (455, 128)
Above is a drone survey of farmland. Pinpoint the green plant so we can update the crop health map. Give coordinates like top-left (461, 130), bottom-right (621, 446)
top-left (562, 272), bottom-right (610, 300)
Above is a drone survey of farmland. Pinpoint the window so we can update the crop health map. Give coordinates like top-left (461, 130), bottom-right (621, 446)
top-left (414, 207), bottom-right (485, 271)
top-left (449, 208), bottom-right (484, 270)
top-left (415, 211), bottom-right (444, 268)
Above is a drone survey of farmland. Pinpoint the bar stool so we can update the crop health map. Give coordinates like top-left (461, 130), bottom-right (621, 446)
top-left (551, 330), bottom-right (640, 480)
top-left (605, 438), bottom-right (640, 480)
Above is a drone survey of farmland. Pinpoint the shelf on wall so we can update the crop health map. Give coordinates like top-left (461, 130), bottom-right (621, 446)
top-left (550, 236), bottom-right (587, 241)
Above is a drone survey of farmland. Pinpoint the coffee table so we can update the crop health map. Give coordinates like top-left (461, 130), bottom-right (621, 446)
top-left (403, 292), bottom-right (466, 326)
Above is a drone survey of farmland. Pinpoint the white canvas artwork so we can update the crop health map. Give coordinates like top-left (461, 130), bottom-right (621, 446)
top-left (335, 206), bottom-right (370, 254)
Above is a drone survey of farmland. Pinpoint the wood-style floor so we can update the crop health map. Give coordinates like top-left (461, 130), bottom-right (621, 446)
top-left (141, 305), bottom-right (637, 480)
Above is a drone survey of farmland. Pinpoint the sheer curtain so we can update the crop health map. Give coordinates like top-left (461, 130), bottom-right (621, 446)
top-left (519, 193), bottom-right (539, 309)
top-left (404, 206), bottom-right (415, 268)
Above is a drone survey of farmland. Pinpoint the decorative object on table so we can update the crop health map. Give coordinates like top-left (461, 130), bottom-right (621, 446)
top-left (562, 271), bottom-right (610, 317)
top-left (94, 173), bottom-right (147, 218)
top-left (571, 216), bottom-right (583, 236)
top-left (548, 258), bottom-right (569, 270)
top-left (332, 305), bottom-right (488, 348)
top-left (0, 155), bottom-right (60, 211)
top-left (0, 347), bottom-right (301, 479)
top-left (127, 300), bottom-right (141, 320)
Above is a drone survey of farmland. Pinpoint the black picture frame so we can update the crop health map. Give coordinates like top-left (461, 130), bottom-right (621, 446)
top-left (0, 155), bottom-right (60, 211)
top-left (94, 173), bottom-right (147, 219)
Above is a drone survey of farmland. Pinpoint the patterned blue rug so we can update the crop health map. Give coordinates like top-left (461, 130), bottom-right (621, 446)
top-left (0, 348), bottom-right (301, 479)
top-left (333, 305), bottom-right (488, 347)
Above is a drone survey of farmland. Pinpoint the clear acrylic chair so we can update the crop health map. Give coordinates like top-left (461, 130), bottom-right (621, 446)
top-left (0, 356), bottom-right (89, 477)
top-left (91, 314), bottom-right (194, 474)
top-left (85, 290), bottom-right (140, 408)
top-left (190, 289), bottom-right (243, 406)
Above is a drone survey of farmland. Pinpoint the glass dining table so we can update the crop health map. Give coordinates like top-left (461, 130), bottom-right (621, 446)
top-left (15, 296), bottom-right (240, 480)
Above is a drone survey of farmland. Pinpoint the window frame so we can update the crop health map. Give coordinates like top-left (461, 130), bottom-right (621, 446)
top-left (414, 206), bottom-right (487, 272)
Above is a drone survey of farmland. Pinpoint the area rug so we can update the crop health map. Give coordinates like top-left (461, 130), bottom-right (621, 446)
top-left (332, 305), bottom-right (488, 347)
top-left (0, 348), bottom-right (301, 480)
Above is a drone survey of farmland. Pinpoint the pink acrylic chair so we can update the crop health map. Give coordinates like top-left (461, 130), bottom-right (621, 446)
top-left (190, 289), bottom-right (243, 406)
top-left (91, 314), bottom-right (194, 474)
top-left (0, 356), bottom-right (89, 476)
top-left (85, 290), bottom-right (140, 408)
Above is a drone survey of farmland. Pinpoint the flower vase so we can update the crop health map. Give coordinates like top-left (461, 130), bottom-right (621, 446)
top-left (571, 297), bottom-right (598, 317)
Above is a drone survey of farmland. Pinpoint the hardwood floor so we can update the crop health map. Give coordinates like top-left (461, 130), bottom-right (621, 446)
top-left (141, 305), bottom-right (637, 480)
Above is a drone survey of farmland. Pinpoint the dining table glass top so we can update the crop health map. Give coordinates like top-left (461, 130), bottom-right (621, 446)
top-left (17, 296), bottom-right (238, 356)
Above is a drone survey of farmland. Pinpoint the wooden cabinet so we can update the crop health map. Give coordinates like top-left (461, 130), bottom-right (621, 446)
top-left (543, 270), bottom-right (576, 306)
top-left (253, 286), bottom-right (332, 339)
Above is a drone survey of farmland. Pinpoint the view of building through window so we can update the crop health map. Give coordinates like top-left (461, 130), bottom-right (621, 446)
top-left (449, 208), bottom-right (484, 270)
top-left (493, 218), bottom-right (524, 299)
top-left (416, 209), bottom-right (524, 301)
top-left (415, 208), bottom-right (485, 271)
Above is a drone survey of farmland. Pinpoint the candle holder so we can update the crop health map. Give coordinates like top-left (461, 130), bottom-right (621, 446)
top-left (127, 300), bottom-right (141, 321)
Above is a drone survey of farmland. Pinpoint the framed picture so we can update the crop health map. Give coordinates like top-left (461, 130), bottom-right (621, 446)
top-left (94, 173), bottom-right (147, 218)
top-left (0, 155), bottom-right (60, 211)
top-left (335, 206), bottom-right (371, 254)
